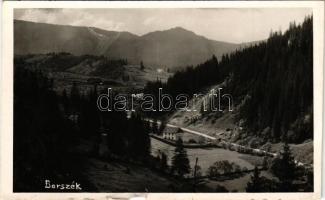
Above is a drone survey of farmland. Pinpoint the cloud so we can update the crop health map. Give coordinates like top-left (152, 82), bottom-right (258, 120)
top-left (143, 17), bottom-right (157, 26)
top-left (37, 8), bottom-right (63, 13)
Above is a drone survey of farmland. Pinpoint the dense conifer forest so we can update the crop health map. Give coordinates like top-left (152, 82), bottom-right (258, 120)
top-left (13, 66), bottom-right (151, 191)
top-left (144, 16), bottom-right (313, 143)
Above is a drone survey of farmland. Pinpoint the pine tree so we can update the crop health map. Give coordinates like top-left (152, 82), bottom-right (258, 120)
top-left (200, 101), bottom-right (205, 116)
top-left (160, 152), bottom-right (168, 170)
top-left (61, 89), bottom-right (69, 113)
top-left (143, 120), bottom-right (151, 134)
top-left (70, 81), bottom-right (81, 113)
top-left (271, 142), bottom-right (296, 192)
top-left (151, 119), bottom-right (159, 134)
top-left (246, 166), bottom-right (262, 192)
top-left (126, 113), bottom-right (151, 157)
top-left (171, 138), bottom-right (191, 177)
top-left (140, 61), bottom-right (145, 70)
top-left (158, 120), bottom-right (166, 135)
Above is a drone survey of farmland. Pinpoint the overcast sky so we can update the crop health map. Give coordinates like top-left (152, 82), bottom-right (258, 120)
top-left (14, 8), bottom-right (312, 43)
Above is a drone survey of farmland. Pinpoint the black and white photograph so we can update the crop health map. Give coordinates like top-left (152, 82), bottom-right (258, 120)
top-left (0, 1), bottom-right (324, 199)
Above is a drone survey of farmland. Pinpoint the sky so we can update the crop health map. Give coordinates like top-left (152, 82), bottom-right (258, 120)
top-left (14, 8), bottom-right (312, 44)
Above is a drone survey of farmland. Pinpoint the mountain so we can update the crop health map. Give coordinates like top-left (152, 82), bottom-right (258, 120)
top-left (134, 27), bottom-right (239, 67)
top-left (14, 20), bottom-right (240, 68)
top-left (144, 16), bottom-right (313, 143)
top-left (14, 20), bottom-right (139, 57)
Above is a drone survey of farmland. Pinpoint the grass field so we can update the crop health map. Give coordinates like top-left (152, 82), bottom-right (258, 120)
top-left (150, 137), bottom-right (262, 175)
top-left (203, 170), bottom-right (275, 192)
top-left (269, 141), bottom-right (313, 164)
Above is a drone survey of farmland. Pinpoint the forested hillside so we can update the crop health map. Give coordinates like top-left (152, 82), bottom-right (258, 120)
top-left (229, 17), bottom-right (313, 143)
top-left (13, 66), bottom-right (152, 191)
top-left (145, 16), bottom-right (313, 143)
top-left (14, 53), bottom-right (127, 77)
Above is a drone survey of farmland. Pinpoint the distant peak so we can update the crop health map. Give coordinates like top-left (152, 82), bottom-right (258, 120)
top-left (168, 26), bottom-right (191, 32)
top-left (171, 26), bottom-right (186, 30)
top-left (162, 26), bottom-right (197, 37)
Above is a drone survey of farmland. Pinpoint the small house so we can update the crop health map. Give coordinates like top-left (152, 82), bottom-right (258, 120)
top-left (162, 127), bottom-right (183, 141)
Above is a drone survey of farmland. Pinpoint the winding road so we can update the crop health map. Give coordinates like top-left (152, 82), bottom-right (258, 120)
top-left (146, 118), bottom-right (312, 168)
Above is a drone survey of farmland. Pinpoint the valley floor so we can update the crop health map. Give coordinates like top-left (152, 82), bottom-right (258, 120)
top-left (71, 137), bottom-right (267, 192)
top-left (82, 157), bottom-right (184, 192)
top-left (72, 138), bottom-right (195, 192)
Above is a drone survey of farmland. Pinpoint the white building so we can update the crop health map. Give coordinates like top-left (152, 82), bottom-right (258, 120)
top-left (162, 127), bottom-right (183, 141)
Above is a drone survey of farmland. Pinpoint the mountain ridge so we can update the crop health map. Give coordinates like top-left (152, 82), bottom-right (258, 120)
top-left (14, 20), bottom-right (243, 68)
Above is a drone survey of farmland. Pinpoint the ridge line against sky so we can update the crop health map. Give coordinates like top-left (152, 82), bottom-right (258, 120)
top-left (14, 8), bottom-right (312, 43)
top-left (14, 19), bottom-right (241, 44)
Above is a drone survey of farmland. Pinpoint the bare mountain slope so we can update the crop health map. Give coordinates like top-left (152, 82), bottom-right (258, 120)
top-left (14, 20), bottom-right (139, 56)
top-left (15, 20), bottom-right (240, 68)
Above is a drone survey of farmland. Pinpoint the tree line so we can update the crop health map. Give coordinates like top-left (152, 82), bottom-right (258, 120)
top-left (245, 142), bottom-right (313, 192)
top-left (15, 52), bottom-right (128, 77)
top-left (13, 64), bottom-right (151, 191)
top-left (144, 16), bottom-right (313, 143)
top-left (14, 66), bottom-right (80, 191)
